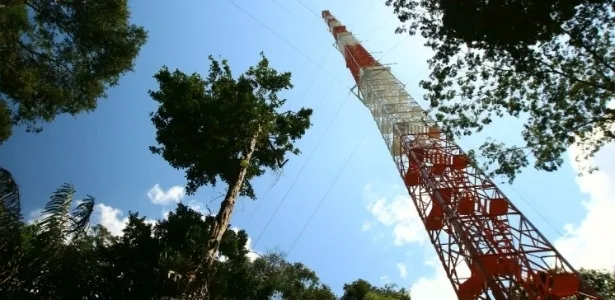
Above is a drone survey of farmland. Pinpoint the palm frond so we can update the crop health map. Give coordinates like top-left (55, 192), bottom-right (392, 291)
top-left (67, 195), bottom-right (95, 237)
top-left (0, 167), bottom-right (21, 230)
top-left (0, 167), bottom-right (22, 289)
top-left (39, 183), bottom-right (75, 237)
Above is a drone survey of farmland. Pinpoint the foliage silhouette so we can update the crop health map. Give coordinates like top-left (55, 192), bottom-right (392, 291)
top-left (148, 52), bottom-right (313, 296)
top-left (0, 0), bottom-right (147, 144)
top-left (342, 279), bottom-right (411, 300)
top-left (0, 170), bottom-right (95, 298)
top-left (0, 167), bottom-right (21, 287)
top-left (1, 170), bottom-right (613, 299)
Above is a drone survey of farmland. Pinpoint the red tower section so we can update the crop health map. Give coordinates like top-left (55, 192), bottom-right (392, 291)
top-left (399, 130), bottom-right (600, 299)
top-left (322, 10), bottom-right (379, 82)
top-left (322, 10), bottom-right (603, 300)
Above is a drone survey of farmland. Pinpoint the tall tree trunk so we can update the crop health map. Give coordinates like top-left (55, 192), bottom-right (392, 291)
top-left (196, 129), bottom-right (261, 299)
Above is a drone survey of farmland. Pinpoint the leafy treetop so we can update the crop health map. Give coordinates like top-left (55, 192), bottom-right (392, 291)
top-left (0, 0), bottom-right (148, 144)
top-left (148, 53), bottom-right (312, 196)
top-left (435, 0), bottom-right (601, 55)
top-left (342, 279), bottom-right (411, 300)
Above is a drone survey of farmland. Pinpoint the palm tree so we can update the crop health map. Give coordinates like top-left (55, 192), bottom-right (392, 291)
top-left (0, 166), bottom-right (96, 298)
top-left (0, 167), bottom-right (22, 287)
top-left (37, 183), bottom-right (95, 244)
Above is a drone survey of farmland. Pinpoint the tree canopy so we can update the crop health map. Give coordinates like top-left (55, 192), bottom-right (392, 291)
top-left (342, 279), bottom-right (411, 300)
top-left (148, 53), bottom-right (312, 197)
top-left (579, 268), bottom-right (615, 299)
top-left (0, 0), bottom-right (147, 144)
top-left (386, 0), bottom-right (615, 182)
top-left (435, 0), bottom-right (602, 54)
top-left (0, 169), bottom-right (413, 299)
top-left (3, 168), bottom-right (615, 299)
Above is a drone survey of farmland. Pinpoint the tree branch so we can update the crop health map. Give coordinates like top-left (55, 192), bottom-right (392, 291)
top-left (561, 27), bottom-right (615, 75)
top-left (535, 59), bottom-right (613, 92)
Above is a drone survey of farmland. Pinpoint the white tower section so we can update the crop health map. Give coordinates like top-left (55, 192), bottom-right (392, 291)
top-left (323, 11), bottom-right (436, 159)
top-left (357, 66), bottom-right (437, 157)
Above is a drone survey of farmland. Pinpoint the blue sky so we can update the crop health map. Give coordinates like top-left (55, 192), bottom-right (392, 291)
top-left (1, 0), bottom-right (611, 298)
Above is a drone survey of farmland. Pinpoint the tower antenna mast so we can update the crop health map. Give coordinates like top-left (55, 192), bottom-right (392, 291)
top-left (321, 10), bottom-right (601, 299)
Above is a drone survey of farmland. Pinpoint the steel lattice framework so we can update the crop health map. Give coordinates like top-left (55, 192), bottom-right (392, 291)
top-left (321, 10), bottom-right (602, 300)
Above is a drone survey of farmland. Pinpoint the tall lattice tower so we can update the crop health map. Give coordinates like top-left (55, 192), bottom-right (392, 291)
top-left (321, 10), bottom-right (602, 300)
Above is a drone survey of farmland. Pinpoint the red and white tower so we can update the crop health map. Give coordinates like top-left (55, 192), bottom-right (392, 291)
top-left (322, 10), bottom-right (602, 300)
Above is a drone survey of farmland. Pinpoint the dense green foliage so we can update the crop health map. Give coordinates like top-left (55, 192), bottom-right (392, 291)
top-left (579, 268), bottom-right (615, 299)
top-left (5, 167), bottom-right (610, 299)
top-left (0, 167), bottom-right (21, 287)
top-left (387, 0), bottom-right (615, 182)
top-left (148, 53), bottom-right (312, 197)
top-left (148, 53), bottom-right (314, 295)
top-left (342, 279), bottom-right (411, 300)
top-left (434, 0), bottom-right (602, 54)
top-left (0, 169), bottom-right (96, 299)
top-left (0, 0), bottom-right (147, 144)
top-left (0, 170), bottom-right (413, 299)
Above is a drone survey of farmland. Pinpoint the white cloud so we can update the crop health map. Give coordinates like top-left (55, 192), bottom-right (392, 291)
top-left (245, 237), bottom-right (261, 262)
top-left (363, 184), bottom-right (425, 246)
top-left (410, 256), bottom-right (471, 300)
top-left (185, 199), bottom-right (210, 215)
top-left (94, 203), bottom-right (129, 236)
top-left (410, 264), bottom-right (457, 299)
top-left (93, 203), bottom-right (156, 236)
top-left (362, 181), bottom-right (495, 299)
top-left (230, 227), bottom-right (261, 262)
top-left (144, 219), bottom-right (157, 226)
top-left (554, 137), bottom-right (615, 270)
top-left (396, 263), bottom-right (408, 279)
top-left (147, 184), bottom-right (185, 205)
top-left (162, 208), bottom-right (171, 220)
top-left (161, 200), bottom-right (212, 220)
